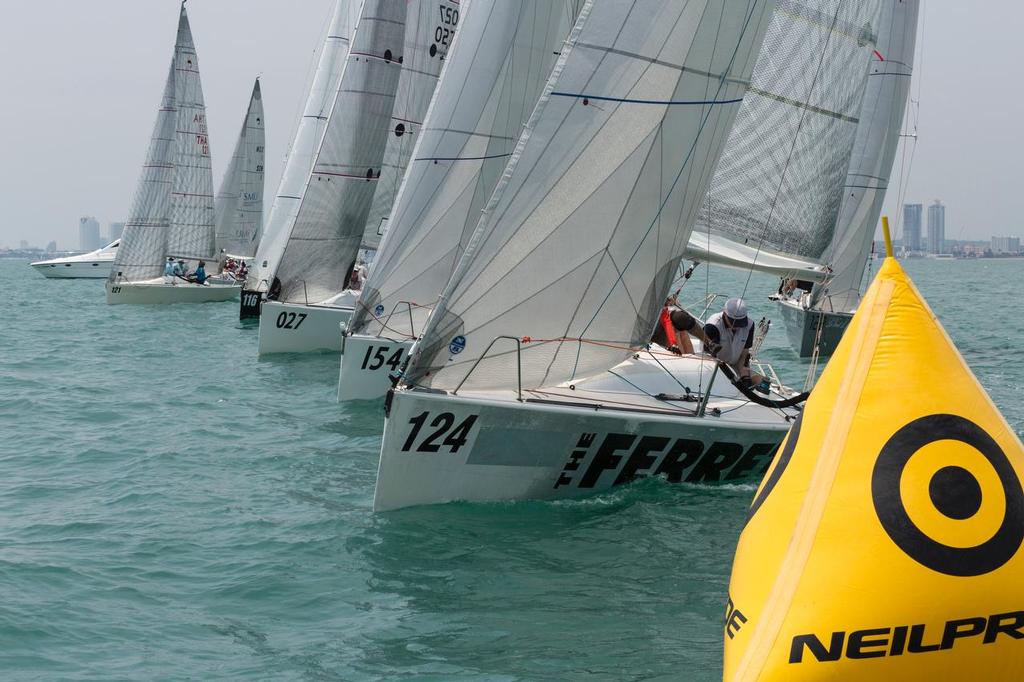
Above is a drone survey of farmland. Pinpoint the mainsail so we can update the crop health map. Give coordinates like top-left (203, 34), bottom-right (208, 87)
top-left (214, 78), bottom-right (266, 258)
top-left (165, 5), bottom-right (216, 262)
top-left (273, 0), bottom-right (408, 305)
top-left (404, 0), bottom-right (776, 392)
top-left (246, 0), bottom-right (358, 292)
top-left (351, 0), bottom-right (583, 338)
top-left (811, 0), bottom-right (918, 312)
top-left (688, 0), bottom-right (881, 277)
top-left (110, 62), bottom-right (177, 283)
top-left (359, 0), bottom-right (463, 253)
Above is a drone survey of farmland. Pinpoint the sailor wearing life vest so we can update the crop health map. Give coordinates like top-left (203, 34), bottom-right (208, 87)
top-left (704, 298), bottom-right (765, 389)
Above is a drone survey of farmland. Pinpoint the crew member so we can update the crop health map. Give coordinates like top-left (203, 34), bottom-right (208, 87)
top-left (192, 260), bottom-right (208, 285)
top-left (651, 297), bottom-right (708, 354)
top-left (704, 298), bottom-right (766, 390)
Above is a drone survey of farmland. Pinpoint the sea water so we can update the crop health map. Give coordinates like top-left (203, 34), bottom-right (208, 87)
top-left (1, 258), bottom-right (1021, 681)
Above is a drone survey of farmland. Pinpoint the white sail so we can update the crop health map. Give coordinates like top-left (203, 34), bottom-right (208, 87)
top-left (687, 0), bottom-right (881, 274)
top-left (405, 0), bottom-right (776, 392)
top-left (359, 0), bottom-right (462, 252)
top-left (273, 0), bottom-right (407, 305)
top-left (165, 4), bottom-right (216, 262)
top-left (214, 79), bottom-right (266, 258)
top-left (110, 63), bottom-right (177, 283)
top-left (812, 0), bottom-right (918, 311)
top-left (246, 0), bottom-right (358, 292)
top-left (350, 0), bottom-right (582, 338)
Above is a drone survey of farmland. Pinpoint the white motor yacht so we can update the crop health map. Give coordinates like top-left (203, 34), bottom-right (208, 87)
top-left (30, 240), bottom-right (119, 279)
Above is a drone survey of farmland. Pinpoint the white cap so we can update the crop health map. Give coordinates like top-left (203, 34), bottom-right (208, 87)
top-left (724, 298), bottom-right (748, 326)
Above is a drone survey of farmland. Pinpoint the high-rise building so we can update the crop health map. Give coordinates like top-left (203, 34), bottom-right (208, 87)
top-left (108, 221), bottom-right (125, 242)
top-left (903, 203), bottom-right (922, 252)
top-left (927, 200), bottom-right (945, 255)
top-left (991, 236), bottom-right (1021, 254)
top-left (79, 216), bottom-right (101, 251)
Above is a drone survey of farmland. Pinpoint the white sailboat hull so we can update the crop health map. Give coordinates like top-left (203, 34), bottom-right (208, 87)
top-left (338, 333), bottom-right (414, 401)
top-left (105, 278), bottom-right (240, 304)
top-left (31, 259), bottom-right (113, 278)
top-left (373, 352), bottom-right (797, 511)
top-left (776, 297), bottom-right (853, 357)
top-left (257, 297), bottom-right (356, 355)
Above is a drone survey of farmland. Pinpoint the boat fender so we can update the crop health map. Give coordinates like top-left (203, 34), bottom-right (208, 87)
top-left (718, 362), bottom-right (809, 409)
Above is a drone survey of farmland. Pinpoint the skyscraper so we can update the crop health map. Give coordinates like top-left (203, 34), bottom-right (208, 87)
top-left (108, 221), bottom-right (125, 242)
top-left (927, 200), bottom-right (945, 255)
top-left (903, 203), bottom-right (922, 252)
top-left (79, 216), bottom-right (101, 251)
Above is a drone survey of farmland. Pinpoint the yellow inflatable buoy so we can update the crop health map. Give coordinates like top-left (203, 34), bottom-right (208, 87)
top-left (723, 223), bottom-right (1024, 680)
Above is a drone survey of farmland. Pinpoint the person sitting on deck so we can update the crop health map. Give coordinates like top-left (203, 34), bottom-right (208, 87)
top-left (173, 259), bottom-right (187, 278)
top-left (703, 298), bottom-right (768, 392)
top-left (191, 260), bottom-right (208, 285)
top-left (651, 295), bottom-right (709, 355)
top-left (164, 257), bottom-right (175, 283)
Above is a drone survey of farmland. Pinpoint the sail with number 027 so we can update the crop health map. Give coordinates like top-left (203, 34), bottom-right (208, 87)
top-left (338, 0), bottom-right (585, 401)
top-left (372, 0), bottom-right (804, 512)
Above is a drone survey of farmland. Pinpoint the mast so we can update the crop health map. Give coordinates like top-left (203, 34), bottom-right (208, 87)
top-left (811, 0), bottom-right (919, 312)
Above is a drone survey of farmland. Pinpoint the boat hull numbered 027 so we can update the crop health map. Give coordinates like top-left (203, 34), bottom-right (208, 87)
top-left (105, 279), bottom-right (240, 304)
top-left (338, 333), bottom-right (414, 401)
top-left (257, 297), bottom-right (357, 355)
top-left (373, 352), bottom-right (798, 511)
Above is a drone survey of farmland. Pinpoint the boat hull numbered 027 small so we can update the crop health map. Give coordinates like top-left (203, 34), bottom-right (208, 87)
top-left (338, 334), bottom-right (414, 401)
top-left (257, 300), bottom-right (354, 355)
top-left (374, 380), bottom-right (789, 511)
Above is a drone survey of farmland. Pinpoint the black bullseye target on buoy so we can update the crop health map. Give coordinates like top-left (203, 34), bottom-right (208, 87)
top-left (871, 414), bottom-right (1024, 577)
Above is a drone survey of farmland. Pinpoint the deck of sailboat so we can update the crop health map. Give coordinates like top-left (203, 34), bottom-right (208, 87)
top-left (427, 349), bottom-right (799, 429)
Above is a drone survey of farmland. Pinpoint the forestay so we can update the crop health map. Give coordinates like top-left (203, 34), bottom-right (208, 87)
top-left (166, 6), bottom-right (216, 262)
top-left (110, 62), bottom-right (177, 283)
top-left (214, 79), bottom-right (266, 257)
top-left (359, 0), bottom-right (463, 253)
top-left (405, 0), bottom-right (776, 392)
top-left (690, 0), bottom-right (881, 270)
top-left (351, 0), bottom-right (583, 338)
top-left (812, 0), bottom-right (918, 312)
top-left (273, 0), bottom-right (407, 305)
top-left (247, 0), bottom-right (358, 292)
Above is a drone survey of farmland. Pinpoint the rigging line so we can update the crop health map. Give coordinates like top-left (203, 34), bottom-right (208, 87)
top-left (740, 1), bottom-right (848, 300)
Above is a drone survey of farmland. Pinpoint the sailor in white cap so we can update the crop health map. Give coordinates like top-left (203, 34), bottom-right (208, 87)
top-left (703, 298), bottom-right (765, 388)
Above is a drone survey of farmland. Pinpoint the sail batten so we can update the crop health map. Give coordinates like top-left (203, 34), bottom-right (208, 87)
top-left (404, 0), bottom-right (777, 393)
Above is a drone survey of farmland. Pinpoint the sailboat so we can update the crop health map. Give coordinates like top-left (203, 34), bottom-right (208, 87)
top-left (774, 0), bottom-right (919, 357)
top-left (338, 0), bottom-right (584, 401)
top-left (214, 78), bottom-right (265, 263)
top-left (240, 0), bottom-right (358, 321)
top-left (683, 0), bottom-right (887, 335)
top-left (106, 4), bottom-right (237, 304)
top-left (723, 221), bottom-right (1024, 680)
top-left (256, 0), bottom-right (461, 355)
top-left (31, 239), bottom-right (120, 278)
top-left (372, 0), bottom-right (785, 511)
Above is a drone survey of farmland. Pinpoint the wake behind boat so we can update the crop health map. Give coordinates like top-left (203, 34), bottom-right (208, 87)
top-left (30, 240), bottom-right (119, 279)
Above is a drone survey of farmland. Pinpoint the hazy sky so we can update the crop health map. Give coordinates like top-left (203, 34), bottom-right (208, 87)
top-left (0, 1), bottom-right (1021, 249)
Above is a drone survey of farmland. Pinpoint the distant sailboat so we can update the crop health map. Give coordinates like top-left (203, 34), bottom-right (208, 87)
top-left (775, 0), bottom-right (919, 357)
top-left (240, 0), bottom-right (358, 321)
top-left (214, 78), bottom-right (265, 261)
top-left (339, 0), bottom-right (584, 401)
top-left (257, 0), bottom-right (461, 355)
top-left (373, 0), bottom-right (784, 511)
top-left (106, 4), bottom-right (237, 304)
